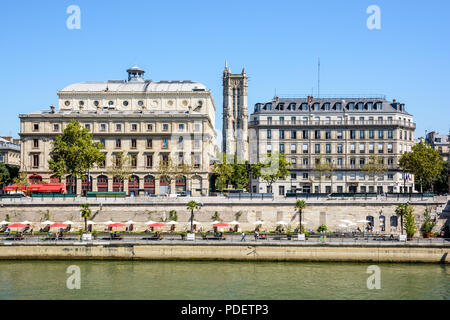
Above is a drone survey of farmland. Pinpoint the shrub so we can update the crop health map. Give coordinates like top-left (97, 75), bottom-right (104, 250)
top-left (317, 225), bottom-right (328, 233)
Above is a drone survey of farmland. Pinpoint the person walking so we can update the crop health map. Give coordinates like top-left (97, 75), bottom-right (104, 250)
top-left (241, 232), bottom-right (246, 242)
top-left (254, 231), bottom-right (259, 241)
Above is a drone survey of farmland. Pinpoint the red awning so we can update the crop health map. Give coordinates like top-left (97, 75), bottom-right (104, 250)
top-left (50, 224), bottom-right (69, 228)
top-left (8, 224), bottom-right (28, 228)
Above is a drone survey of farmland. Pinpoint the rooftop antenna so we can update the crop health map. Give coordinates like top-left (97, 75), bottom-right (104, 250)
top-left (318, 57), bottom-right (321, 99)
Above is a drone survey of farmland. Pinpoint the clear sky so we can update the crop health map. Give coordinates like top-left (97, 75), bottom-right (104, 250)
top-left (1, 0), bottom-right (449, 143)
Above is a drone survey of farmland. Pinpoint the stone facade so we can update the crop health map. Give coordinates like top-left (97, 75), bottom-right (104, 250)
top-left (249, 97), bottom-right (416, 195)
top-left (0, 137), bottom-right (20, 167)
top-left (19, 66), bottom-right (218, 196)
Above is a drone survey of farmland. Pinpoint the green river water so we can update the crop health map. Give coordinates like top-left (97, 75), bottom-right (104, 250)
top-left (0, 261), bottom-right (448, 300)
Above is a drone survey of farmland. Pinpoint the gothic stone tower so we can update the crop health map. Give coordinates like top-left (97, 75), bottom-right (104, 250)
top-left (222, 62), bottom-right (249, 161)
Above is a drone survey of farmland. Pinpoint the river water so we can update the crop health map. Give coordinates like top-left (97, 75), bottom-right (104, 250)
top-left (0, 261), bottom-right (448, 300)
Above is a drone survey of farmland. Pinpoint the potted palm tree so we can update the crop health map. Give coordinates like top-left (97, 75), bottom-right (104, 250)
top-left (395, 203), bottom-right (411, 241)
top-left (421, 208), bottom-right (435, 238)
top-left (295, 200), bottom-right (307, 240)
top-left (186, 200), bottom-right (201, 241)
top-left (404, 209), bottom-right (417, 241)
top-left (80, 203), bottom-right (92, 241)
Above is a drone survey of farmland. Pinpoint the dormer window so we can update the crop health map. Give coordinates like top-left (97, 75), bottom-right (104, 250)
top-left (367, 102), bottom-right (373, 110)
top-left (323, 103), bottom-right (330, 111)
top-left (375, 102), bottom-right (382, 110)
top-left (357, 102), bottom-right (364, 110)
top-left (335, 103), bottom-right (342, 110)
top-left (108, 101), bottom-right (114, 106)
top-left (266, 103), bottom-right (272, 111)
top-left (313, 103), bottom-right (320, 111)
top-left (348, 102), bottom-right (355, 110)
top-left (300, 103), bottom-right (308, 111)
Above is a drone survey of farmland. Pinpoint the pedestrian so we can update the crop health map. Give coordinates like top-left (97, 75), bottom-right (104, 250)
top-left (241, 232), bottom-right (246, 242)
top-left (254, 231), bottom-right (259, 241)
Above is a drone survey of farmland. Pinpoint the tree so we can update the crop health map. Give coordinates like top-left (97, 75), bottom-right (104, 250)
top-left (49, 121), bottom-right (105, 194)
top-left (295, 200), bottom-right (307, 234)
top-left (399, 143), bottom-right (444, 193)
top-left (312, 155), bottom-right (334, 193)
top-left (361, 155), bottom-right (388, 189)
top-left (107, 151), bottom-right (132, 184)
top-left (213, 153), bottom-right (234, 192)
top-left (404, 208), bottom-right (417, 239)
top-left (12, 171), bottom-right (28, 186)
top-left (187, 200), bottom-right (201, 233)
top-left (80, 204), bottom-right (92, 233)
top-left (0, 163), bottom-right (10, 188)
top-left (211, 211), bottom-right (222, 222)
top-left (431, 161), bottom-right (449, 194)
top-left (260, 151), bottom-right (290, 192)
top-left (395, 203), bottom-right (413, 235)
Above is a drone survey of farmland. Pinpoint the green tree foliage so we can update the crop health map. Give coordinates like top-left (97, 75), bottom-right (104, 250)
top-left (0, 163), bottom-right (10, 187)
top-left (49, 121), bottom-right (105, 192)
top-left (187, 200), bottom-right (201, 233)
top-left (80, 204), bottom-right (92, 233)
top-left (362, 155), bottom-right (388, 178)
top-left (399, 143), bottom-right (444, 193)
top-left (431, 161), bottom-right (449, 194)
top-left (395, 203), bottom-right (414, 235)
top-left (213, 154), bottom-right (263, 192)
top-left (12, 171), bottom-right (29, 186)
top-left (211, 211), bottom-right (222, 222)
top-left (295, 200), bottom-right (307, 233)
top-left (260, 151), bottom-right (290, 190)
top-left (312, 155), bottom-right (334, 192)
top-left (169, 210), bottom-right (178, 222)
top-left (404, 208), bottom-right (417, 238)
top-left (108, 151), bottom-right (131, 182)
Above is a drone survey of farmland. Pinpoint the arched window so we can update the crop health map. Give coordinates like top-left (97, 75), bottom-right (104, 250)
top-left (50, 175), bottom-right (60, 184)
top-left (29, 175), bottom-right (42, 184)
top-left (379, 215), bottom-right (386, 232)
top-left (97, 175), bottom-right (108, 192)
top-left (144, 175), bottom-right (155, 195)
top-left (128, 175), bottom-right (139, 196)
top-left (82, 176), bottom-right (93, 195)
top-left (366, 216), bottom-right (374, 231)
top-left (113, 176), bottom-right (124, 192)
top-left (66, 175), bottom-right (77, 194)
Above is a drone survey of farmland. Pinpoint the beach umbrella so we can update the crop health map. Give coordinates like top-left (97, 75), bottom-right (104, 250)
top-left (253, 220), bottom-right (265, 225)
top-left (358, 219), bottom-right (370, 223)
top-left (21, 221), bottom-right (33, 225)
top-left (103, 221), bottom-right (115, 225)
top-left (228, 221), bottom-right (240, 225)
top-left (63, 221), bottom-right (74, 225)
top-left (145, 220), bottom-right (156, 225)
top-left (107, 223), bottom-right (127, 228)
top-left (87, 221), bottom-right (96, 225)
top-left (213, 223), bottom-right (229, 228)
top-left (191, 221), bottom-right (201, 225)
top-left (8, 223), bottom-right (28, 229)
top-left (50, 223), bottom-right (69, 228)
top-left (0, 221), bottom-right (9, 225)
top-left (210, 221), bottom-right (221, 225)
top-left (147, 223), bottom-right (168, 228)
top-left (276, 221), bottom-right (288, 225)
top-left (167, 221), bottom-right (179, 225)
top-left (41, 221), bottom-right (54, 225)
top-left (125, 220), bottom-right (137, 225)
top-left (341, 219), bottom-right (353, 224)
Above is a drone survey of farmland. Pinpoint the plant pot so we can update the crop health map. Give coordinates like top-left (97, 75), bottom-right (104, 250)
top-left (407, 234), bottom-right (414, 241)
top-left (422, 232), bottom-right (431, 239)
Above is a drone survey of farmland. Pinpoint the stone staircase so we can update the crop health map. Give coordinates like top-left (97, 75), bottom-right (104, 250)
top-left (432, 198), bottom-right (450, 233)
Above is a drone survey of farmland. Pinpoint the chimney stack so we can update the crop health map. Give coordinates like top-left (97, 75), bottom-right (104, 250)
top-left (50, 105), bottom-right (55, 113)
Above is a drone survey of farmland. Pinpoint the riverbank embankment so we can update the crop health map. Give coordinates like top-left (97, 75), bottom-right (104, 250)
top-left (0, 242), bottom-right (448, 263)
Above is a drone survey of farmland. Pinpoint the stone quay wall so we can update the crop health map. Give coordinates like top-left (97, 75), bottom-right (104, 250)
top-left (0, 196), bottom-right (448, 235)
top-left (0, 243), bottom-right (448, 263)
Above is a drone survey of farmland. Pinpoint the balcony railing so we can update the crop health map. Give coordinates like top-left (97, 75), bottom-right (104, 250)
top-left (249, 119), bottom-right (416, 128)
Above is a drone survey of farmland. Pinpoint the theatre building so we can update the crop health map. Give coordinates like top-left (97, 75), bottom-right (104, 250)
top-left (19, 66), bottom-right (218, 196)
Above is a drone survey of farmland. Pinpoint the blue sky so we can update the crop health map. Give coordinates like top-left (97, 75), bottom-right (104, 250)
top-left (0, 0), bottom-right (449, 142)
